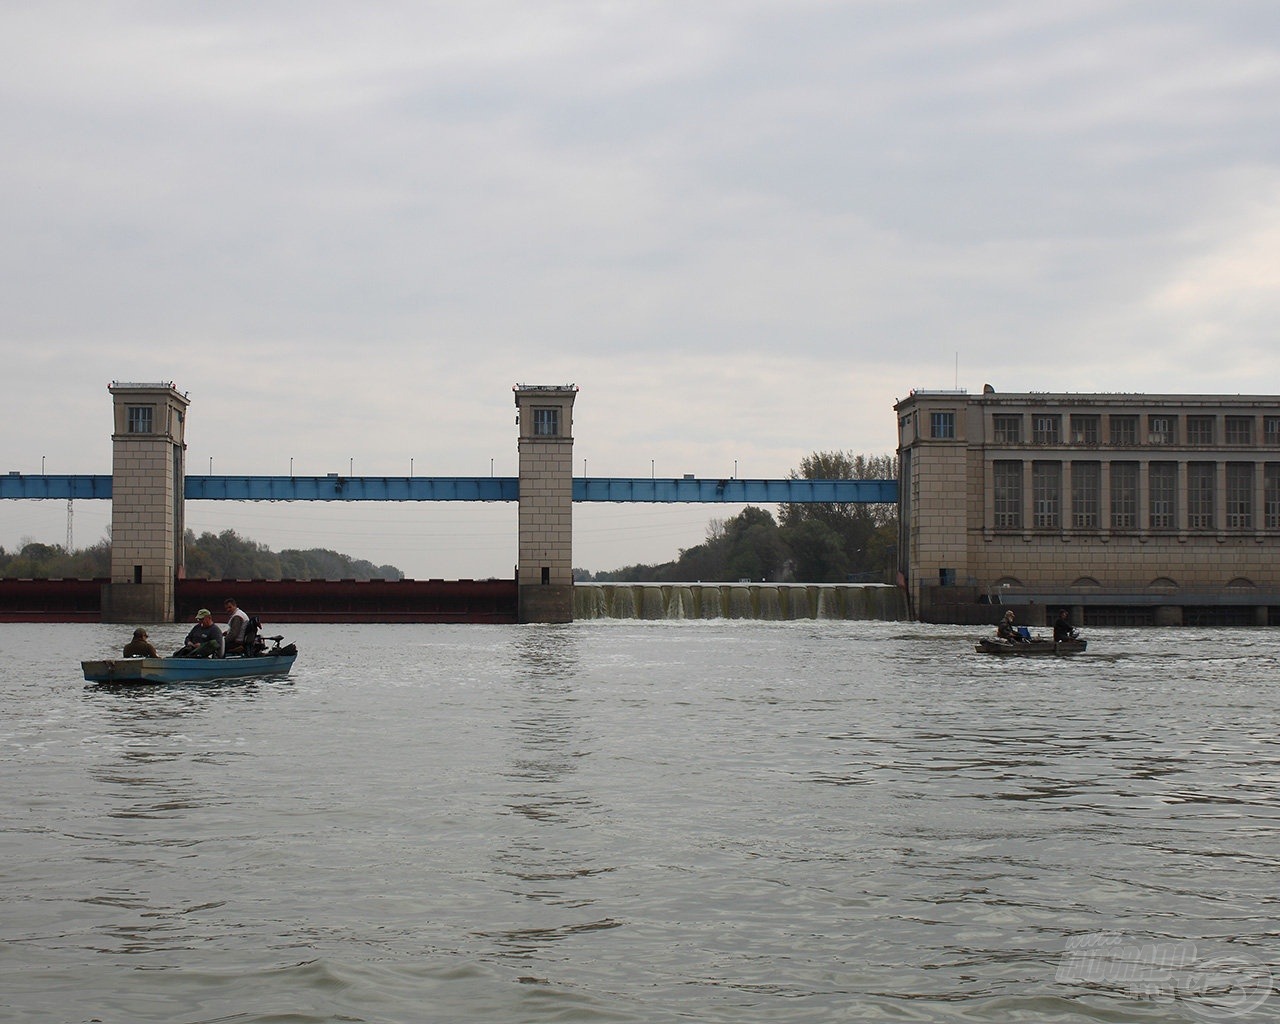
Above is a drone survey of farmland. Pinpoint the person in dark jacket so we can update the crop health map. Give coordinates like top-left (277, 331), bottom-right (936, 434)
top-left (174, 609), bottom-right (224, 658)
top-left (1053, 609), bottom-right (1079, 642)
top-left (996, 610), bottom-right (1026, 642)
top-left (123, 628), bottom-right (158, 658)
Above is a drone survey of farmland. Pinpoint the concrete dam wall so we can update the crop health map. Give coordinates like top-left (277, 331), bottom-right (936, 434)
top-left (574, 583), bottom-right (908, 621)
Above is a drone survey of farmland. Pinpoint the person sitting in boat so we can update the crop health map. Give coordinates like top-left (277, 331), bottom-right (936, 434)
top-left (122, 627), bottom-right (159, 658)
top-left (223, 597), bottom-right (251, 655)
top-left (1053, 609), bottom-right (1079, 642)
top-left (174, 608), bottom-right (225, 658)
top-left (996, 610), bottom-right (1028, 643)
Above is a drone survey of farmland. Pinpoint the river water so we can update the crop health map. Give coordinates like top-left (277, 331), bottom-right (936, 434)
top-left (2, 621), bottom-right (1277, 1023)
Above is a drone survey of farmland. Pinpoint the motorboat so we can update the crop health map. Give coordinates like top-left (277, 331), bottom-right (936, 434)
top-left (974, 637), bottom-right (1087, 656)
top-left (83, 644), bottom-right (297, 684)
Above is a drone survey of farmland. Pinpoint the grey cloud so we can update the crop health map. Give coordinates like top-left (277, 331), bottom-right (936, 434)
top-left (4, 2), bottom-right (1280, 574)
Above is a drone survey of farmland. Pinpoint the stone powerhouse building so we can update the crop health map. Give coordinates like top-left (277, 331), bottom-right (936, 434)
top-left (896, 389), bottom-right (1280, 626)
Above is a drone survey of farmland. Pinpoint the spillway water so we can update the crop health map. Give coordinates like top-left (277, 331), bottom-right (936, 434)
top-left (573, 582), bottom-right (907, 621)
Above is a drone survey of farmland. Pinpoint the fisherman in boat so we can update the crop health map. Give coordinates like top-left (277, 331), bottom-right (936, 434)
top-left (223, 597), bottom-right (251, 655)
top-left (174, 608), bottom-right (225, 658)
top-left (1053, 608), bottom-right (1080, 643)
top-left (122, 627), bottom-right (158, 658)
top-left (996, 610), bottom-right (1027, 643)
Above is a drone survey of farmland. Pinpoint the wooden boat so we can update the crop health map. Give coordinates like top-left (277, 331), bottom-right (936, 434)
top-left (975, 637), bottom-right (1087, 656)
top-left (83, 651), bottom-right (296, 684)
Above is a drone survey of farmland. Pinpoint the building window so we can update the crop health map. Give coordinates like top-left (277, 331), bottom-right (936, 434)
top-left (993, 460), bottom-right (1022, 529)
top-left (1188, 462), bottom-right (1215, 529)
top-left (1149, 462), bottom-right (1177, 530)
top-left (1109, 415), bottom-right (1138, 446)
top-left (1187, 415), bottom-right (1215, 445)
top-left (1032, 415), bottom-right (1060, 445)
top-left (126, 406), bottom-right (153, 434)
top-left (1265, 417), bottom-right (1280, 446)
top-left (533, 408), bottom-right (560, 436)
top-left (1111, 462), bottom-right (1138, 529)
top-left (1071, 461), bottom-right (1100, 528)
top-left (1225, 416), bottom-right (1254, 445)
top-left (1266, 464), bottom-right (1280, 528)
top-left (1032, 461), bottom-right (1061, 528)
top-left (1147, 415), bottom-right (1176, 445)
top-left (1070, 415), bottom-right (1099, 445)
top-left (992, 414), bottom-right (1022, 444)
top-left (1226, 463), bottom-right (1254, 529)
top-left (930, 411), bottom-right (956, 439)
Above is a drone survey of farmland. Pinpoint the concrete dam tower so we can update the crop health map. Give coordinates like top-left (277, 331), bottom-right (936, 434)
top-left (101, 382), bottom-right (190, 623)
top-left (514, 384), bottom-right (577, 623)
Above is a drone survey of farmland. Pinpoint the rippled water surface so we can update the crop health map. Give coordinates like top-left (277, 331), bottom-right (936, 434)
top-left (2, 620), bottom-right (1278, 1022)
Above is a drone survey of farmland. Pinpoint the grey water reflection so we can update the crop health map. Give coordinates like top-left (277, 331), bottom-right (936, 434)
top-left (72, 683), bottom-right (282, 962)
top-left (483, 628), bottom-right (620, 959)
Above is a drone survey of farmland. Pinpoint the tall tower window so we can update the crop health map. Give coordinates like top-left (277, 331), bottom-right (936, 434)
top-left (1266, 464), bottom-right (1280, 528)
top-left (993, 460), bottom-right (1022, 528)
top-left (127, 406), bottom-right (154, 434)
top-left (929, 411), bottom-right (955, 439)
top-left (1032, 461), bottom-right (1061, 528)
top-left (1072, 461), bottom-right (1100, 528)
top-left (1226, 463), bottom-right (1254, 529)
top-left (1188, 462), bottom-right (1215, 529)
top-left (1149, 462), bottom-right (1177, 529)
top-left (1111, 462), bottom-right (1138, 529)
top-left (533, 408), bottom-right (559, 436)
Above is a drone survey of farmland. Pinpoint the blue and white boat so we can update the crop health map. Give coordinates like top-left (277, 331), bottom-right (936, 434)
top-left (82, 648), bottom-right (297, 684)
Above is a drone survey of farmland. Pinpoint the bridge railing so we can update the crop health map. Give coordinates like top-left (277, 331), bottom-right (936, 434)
top-left (573, 478), bottom-right (897, 502)
top-left (1, 474), bottom-right (899, 504)
top-left (0, 475), bottom-right (112, 499)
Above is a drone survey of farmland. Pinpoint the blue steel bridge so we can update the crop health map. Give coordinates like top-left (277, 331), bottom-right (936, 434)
top-left (2, 474), bottom-right (899, 504)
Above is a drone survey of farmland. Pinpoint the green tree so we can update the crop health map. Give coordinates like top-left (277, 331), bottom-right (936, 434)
top-left (778, 451), bottom-right (897, 581)
top-left (722, 507), bottom-right (788, 581)
top-left (785, 519), bottom-right (850, 582)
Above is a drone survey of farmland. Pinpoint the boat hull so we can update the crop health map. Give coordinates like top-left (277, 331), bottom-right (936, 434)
top-left (82, 655), bottom-right (296, 684)
top-left (974, 638), bottom-right (1087, 656)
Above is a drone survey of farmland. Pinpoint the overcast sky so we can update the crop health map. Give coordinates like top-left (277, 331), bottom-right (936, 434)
top-left (4, 2), bottom-right (1280, 577)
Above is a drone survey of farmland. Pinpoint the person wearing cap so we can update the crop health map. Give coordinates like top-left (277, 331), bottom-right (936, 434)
top-left (174, 608), bottom-right (225, 658)
top-left (996, 609), bottom-right (1026, 643)
top-left (122, 627), bottom-right (159, 658)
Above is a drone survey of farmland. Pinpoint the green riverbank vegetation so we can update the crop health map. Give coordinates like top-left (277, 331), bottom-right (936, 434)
top-left (582, 451), bottom-right (897, 584)
top-left (0, 529), bottom-right (402, 580)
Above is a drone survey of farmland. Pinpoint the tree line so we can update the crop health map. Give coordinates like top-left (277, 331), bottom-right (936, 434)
top-left (582, 451), bottom-right (898, 583)
top-left (0, 529), bottom-right (403, 581)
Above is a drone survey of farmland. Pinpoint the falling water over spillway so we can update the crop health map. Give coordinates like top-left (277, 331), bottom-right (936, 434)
top-left (573, 583), bottom-right (908, 621)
